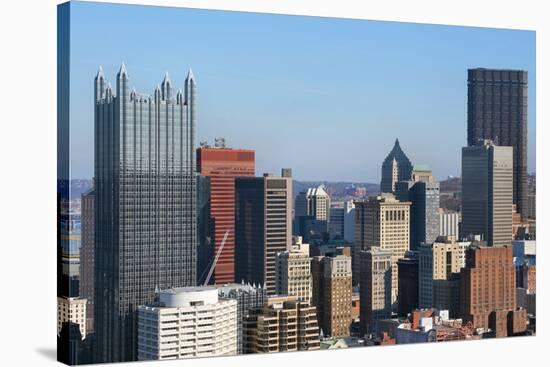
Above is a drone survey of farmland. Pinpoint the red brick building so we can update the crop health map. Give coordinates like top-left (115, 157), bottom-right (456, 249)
top-left (460, 245), bottom-right (527, 337)
top-left (197, 146), bottom-right (255, 284)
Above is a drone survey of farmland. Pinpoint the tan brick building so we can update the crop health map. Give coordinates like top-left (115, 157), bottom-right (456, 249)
top-left (243, 295), bottom-right (320, 353)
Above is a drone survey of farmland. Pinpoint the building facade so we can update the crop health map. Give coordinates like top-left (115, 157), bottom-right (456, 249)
top-left (243, 296), bottom-right (320, 353)
top-left (354, 194), bottom-right (410, 303)
top-left (380, 139), bottom-right (413, 194)
top-left (80, 188), bottom-right (95, 334)
top-left (58, 297), bottom-right (87, 339)
top-left (467, 68), bottom-right (528, 217)
top-left (397, 253), bottom-right (419, 317)
top-left (459, 245), bottom-right (526, 337)
top-left (216, 283), bottom-right (267, 354)
top-left (196, 145), bottom-right (255, 284)
top-left (438, 209), bottom-right (460, 238)
top-left (329, 202), bottom-right (345, 239)
top-left (461, 140), bottom-right (513, 246)
top-left (418, 236), bottom-right (469, 310)
top-left (235, 171), bottom-right (292, 295)
top-left (359, 248), bottom-right (392, 336)
top-left (137, 287), bottom-right (237, 360)
top-left (311, 250), bottom-right (353, 337)
top-left (94, 65), bottom-right (197, 362)
top-left (276, 238), bottom-right (312, 304)
top-left (396, 177), bottom-right (440, 251)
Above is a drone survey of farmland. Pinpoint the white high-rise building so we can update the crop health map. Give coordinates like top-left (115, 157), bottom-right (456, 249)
top-left (137, 287), bottom-right (237, 361)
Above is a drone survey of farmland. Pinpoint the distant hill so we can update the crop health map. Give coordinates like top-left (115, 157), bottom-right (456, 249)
top-left (293, 180), bottom-right (380, 200)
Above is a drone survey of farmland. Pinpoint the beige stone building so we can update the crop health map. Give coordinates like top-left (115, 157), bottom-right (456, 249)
top-left (276, 236), bottom-right (312, 304)
top-left (243, 295), bottom-right (320, 353)
top-left (57, 297), bottom-right (87, 339)
top-left (354, 194), bottom-right (411, 304)
top-left (311, 249), bottom-right (353, 337)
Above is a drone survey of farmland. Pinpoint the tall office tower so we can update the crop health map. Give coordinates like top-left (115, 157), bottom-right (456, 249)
top-left (343, 200), bottom-right (356, 243)
top-left (243, 295), bottom-right (320, 353)
top-left (58, 297), bottom-right (87, 338)
top-left (216, 283), bottom-right (267, 354)
top-left (354, 194), bottom-right (410, 303)
top-left (380, 139), bottom-right (413, 194)
top-left (438, 209), bottom-right (460, 237)
top-left (395, 166), bottom-right (440, 251)
top-left (460, 244), bottom-right (527, 337)
top-left (94, 65), bottom-right (197, 362)
top-left (397, 252), bottom-right (419, 317)
top-left (467, 68), bottom-right (528, 218)
top-left (311, 250), bottom-right (353, 337)
top-left (418, 236), bottom-right (469, 311)
top-left (80, 188), bottom-right (95, 335)
top-left (137, 287), bottom-right (237, 360)
top-left (329, 202), bottom-right (345, 239)
top-left (462, 140), bottom-right (513, 247)
top-left (359, 248), bottom-right (392, 336)
top-left (235, 170), bottom-right (292, 295)
top-left (276, 237), bottom-right (312, 304)
top-left (196, 144), bottom-right (255, 284)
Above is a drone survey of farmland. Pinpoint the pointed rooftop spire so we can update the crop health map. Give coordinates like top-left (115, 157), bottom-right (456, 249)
top-left (395, 138), bottom-right (400, 146)
top-left (163, 72), bottom-right (171, 84)
top-left (96, 65), bottom-right (104, 78)
top-left (186, 68), bottom-right (195, 81)
top-left (118, 62), bottom-right (127, 76)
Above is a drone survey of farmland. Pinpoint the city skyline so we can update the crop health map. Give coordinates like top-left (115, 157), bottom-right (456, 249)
top-left (67, 1), bottom-right (535, 182)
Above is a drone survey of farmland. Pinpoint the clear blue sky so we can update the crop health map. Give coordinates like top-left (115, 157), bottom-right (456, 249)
top-left (68, 1), bottom-right (536, 182)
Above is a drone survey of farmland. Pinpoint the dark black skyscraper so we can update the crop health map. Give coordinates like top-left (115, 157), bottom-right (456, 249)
top-left (467, 68), bottom-right (528, 217)
top-left (93, 64), bottom-right (197, 363)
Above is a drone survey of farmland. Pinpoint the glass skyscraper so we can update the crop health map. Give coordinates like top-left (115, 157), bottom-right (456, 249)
top-left (93, 64), bottom-right (197, 362)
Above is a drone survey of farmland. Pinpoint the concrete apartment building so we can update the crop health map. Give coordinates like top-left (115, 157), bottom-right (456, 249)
top-left (461, 140), bottom-right (513, 246)
top-left (354, 194), bottom-right (411, 303)
top-left (137, 287), bottom-right (237, 361)
top-left (276, 237), bottom-right (312, 304)
top-left (311, 249), bottom-right (353, 337)
top-left (359, 248), bottom-right (392, 336)
top-left (235, 170), bottom-right (293, 295)
top-left (418, 236), bottom-right (469, 315)
top-left (243, 295), bottom-right (320, 353)
top-left (57, 297), bottom-right (87, 339)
